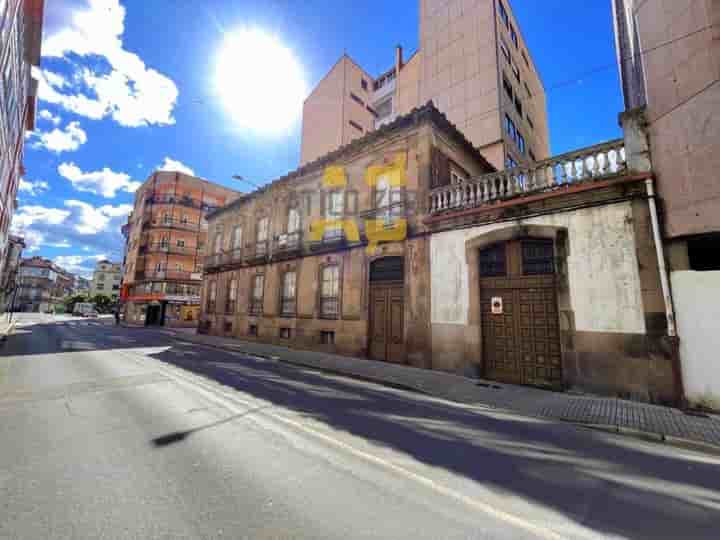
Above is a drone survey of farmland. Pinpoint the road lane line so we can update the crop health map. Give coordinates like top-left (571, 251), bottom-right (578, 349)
top-left (137, 353), bottom-right (574, 540)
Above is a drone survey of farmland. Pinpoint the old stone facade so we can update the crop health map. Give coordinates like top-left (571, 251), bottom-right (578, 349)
top-left (201, 103), bottom-right (678, 405)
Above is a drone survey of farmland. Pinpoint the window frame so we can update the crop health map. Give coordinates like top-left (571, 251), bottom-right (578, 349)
top-left (280, 270), bottom-right (297, 317)
top-left (249, 273), bottom-right (265, 315)
top-left (318, 264), bottom-right (340, 319)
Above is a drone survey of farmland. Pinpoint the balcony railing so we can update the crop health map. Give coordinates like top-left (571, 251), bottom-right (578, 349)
top-left (273, 231), bottom-right (302, 253)
top-left (204, 254), bottom-right (223, 268)
top-left (146, 194), bottom-right (220, 213)
top-left (249, 298), bottom-right (263, 315)
top-left (429, 140), bottom-right (627, 215)
top-left (142, 216), bottom-right (200, 232)
top-left (246, 241), bottom-right (269, 261)
top-left (135, 270), bottom-right (197, 281)
top-left (142, 243), bottom-right (198, 256)
top-left (222, 248), bottom-right (244, 265)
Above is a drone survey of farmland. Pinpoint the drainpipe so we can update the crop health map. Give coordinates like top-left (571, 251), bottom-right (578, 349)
top-left (645, 178), bottom-right (676, 337)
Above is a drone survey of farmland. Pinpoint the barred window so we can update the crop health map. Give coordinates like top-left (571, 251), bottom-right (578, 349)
top-left (249, 274), bottom-right (264, 314)
top-left (280, 271), bottom-right (297, 316)
top-left (320, 265), bottom-right (340, 317)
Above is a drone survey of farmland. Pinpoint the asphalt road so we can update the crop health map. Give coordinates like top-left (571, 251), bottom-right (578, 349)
top-left (1, 313), bottom-right (719, 540)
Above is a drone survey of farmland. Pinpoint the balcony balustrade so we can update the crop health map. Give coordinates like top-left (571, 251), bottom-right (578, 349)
top-left (429, 140), bottom-right (627, 215)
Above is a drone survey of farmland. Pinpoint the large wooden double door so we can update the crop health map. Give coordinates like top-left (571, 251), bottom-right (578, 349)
top-left (368, 257), bottom-right (405, 364)
top-left (480, 239), bottom-right (562, 388)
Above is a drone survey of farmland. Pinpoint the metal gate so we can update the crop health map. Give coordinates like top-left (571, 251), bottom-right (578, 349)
top-left (479, 239), bottom-right (562, 388)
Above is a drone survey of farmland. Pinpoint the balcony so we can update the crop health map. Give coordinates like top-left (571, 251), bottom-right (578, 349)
top-left (142, 243), bottom-right (199, 256)
top-left (429, 140), bottom-right (627, 215)
top-left (273, 231), bottom-right (302, 259)
top-left (246, 241), bottom-right (269, 263)
top-left (142, 215), bottom-right (201, 232)
top-left (135, 270), bottom-right (197, 281)
top-left (204, 254), bottom-right (223, 269)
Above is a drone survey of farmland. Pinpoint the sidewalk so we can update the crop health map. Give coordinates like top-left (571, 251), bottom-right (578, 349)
top-left (155, 326), bottom-right (720, 450)
top-left (0, 318), bottom-right (15, 340)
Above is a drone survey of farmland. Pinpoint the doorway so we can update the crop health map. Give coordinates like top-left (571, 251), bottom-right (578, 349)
top-left (479, 239), bottom-right (562, 388)
top-left (145, 303), bottom-right (165, 326)
top-left (368, 257), bottom-right (405, 363)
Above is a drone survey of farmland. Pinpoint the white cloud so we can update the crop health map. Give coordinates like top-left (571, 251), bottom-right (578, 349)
top-left (38, 109), bottom-right (62, 125)
top-left (18, 179), bottom-right (50, 196)
top-left (157, 157), bottom-right (195, 176)
top-left (54, 254), bottom-right (108, 278)
top-left (11, 200), bottom-right (131, 255)
top-left (58, 162), bottom-right (141, 198)
top-left (65, 200), bottom-right (132, 235)
top-left (29, 121), bottom-right (87, 153)
top-left (39, 0), bottom-right (178, 127)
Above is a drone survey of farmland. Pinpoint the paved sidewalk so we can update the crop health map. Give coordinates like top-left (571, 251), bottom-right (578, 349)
top-left (154, 327), bottom-right (720, 449)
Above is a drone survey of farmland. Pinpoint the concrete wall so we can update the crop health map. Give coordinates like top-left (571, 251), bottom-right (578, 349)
top-left (430, 202), bottom-right (645, 332)
top-left (672, 270), bottom-right (720, 410)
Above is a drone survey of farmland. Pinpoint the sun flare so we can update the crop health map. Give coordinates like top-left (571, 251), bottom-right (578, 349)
top-left (214, 28), bottom-right (307, 135)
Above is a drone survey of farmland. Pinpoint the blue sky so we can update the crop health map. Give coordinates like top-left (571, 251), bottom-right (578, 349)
top-left (16, 0), bottom-right (623, 277)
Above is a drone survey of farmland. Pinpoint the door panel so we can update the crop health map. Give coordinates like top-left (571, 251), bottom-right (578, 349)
top-left (369, 284), bottom-right (405, 363)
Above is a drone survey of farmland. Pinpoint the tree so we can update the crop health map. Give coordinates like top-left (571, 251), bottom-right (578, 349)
top-left (64, 294), bottom-right (89, 314)
top-left (91, 294), bottom-right (113, 313)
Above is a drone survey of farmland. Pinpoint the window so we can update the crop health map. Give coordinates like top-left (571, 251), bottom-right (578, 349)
top-left (287, 208), bottom-right (300, 234)
top-left (176, 263), bottom-right (183, 272)
top-left (479, 243), bottom-right (507, 277)
top-left (232, 225), bottom-right (243, 251)
top-left (522, 240), bottom-right (555, 275)
top-left (226, 278), bottom-right (237, 313)
top-left (502, 76), bottom-right (513, 101)
top-left (450, 169), bottom-right (467, 185)
top-left (374, 97), bottom-right (393, 119)
top-left (349, 120), bottom-right (363, 132)
top-left (280, 328), bottom-right (292, 339)
top-left (511, 62), bottom-right (520, 82)
top-left (527, 114), bottom-right (534, 130)
top-left (498, 0), bottom-right (509, 27)
top-left (518, 133), bottom-right (526, 155)
top-left (522, 50), bottom-right (529, 68)
top-left (324, 192), bottom-right (345, 241)
top-left (180, 215), bottom-right (188, 224)
top-left (320, 265), bottom-right (340, 317)
top-left (688, 234), bottom-right (720, 271)
top-left (160, 236), bottom-right (169, 248)
top-left (213, 232), bottom-right (223, 254)
top-left (514, 95), bottom-right (523, 117)
top-left (509, 24), bottom-right (518, 48)
top-left (177, 239), bottom-right (185, 247)
top-left (280, 271), bottom-right (297, 316)
top-left (208, 281), bottom-right (217, 312)
top-left (155, 262), bottom-right (164, 272)
top-left (320, 331), bottom-right (335, 345)
top-left (504, 114), bottom-right (517, 140)
top-left (524, 82), bottom-right (531, 98)
top-left (248, 324), bottom-right (258, 336)
top-left (250, 274), bottom-right (264, 314)
top-left (361, 78), bottom-right (368, 91)
top-left (500, 41), bottom-right (510, 64)
top-left (256, 217), bottom-right (269, 256)
top-left (375, 174), bottom-right (403, 226)
top-left (506, 155), bottom-right (518, 169)
top-left (350, 92), bottom-right (364, 106)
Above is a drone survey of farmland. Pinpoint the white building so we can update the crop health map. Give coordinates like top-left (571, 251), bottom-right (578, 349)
top-left (90, 260), bottom-right (122, 300)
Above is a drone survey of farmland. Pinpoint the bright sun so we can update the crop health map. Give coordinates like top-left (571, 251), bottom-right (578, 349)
top-left (214, 28), bottom-right (307, 135)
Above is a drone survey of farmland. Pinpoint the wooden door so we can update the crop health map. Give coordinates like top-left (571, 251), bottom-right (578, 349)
top-left (480, 240), bottom-right (562, 388)
top-left (369, 283), bottom-right (405, 363)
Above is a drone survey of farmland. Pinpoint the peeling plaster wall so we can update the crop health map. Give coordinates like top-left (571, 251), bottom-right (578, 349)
top-left (430, 202), bottom-right (646, 334)
top-left (671, 270), bottom-right (720, 410)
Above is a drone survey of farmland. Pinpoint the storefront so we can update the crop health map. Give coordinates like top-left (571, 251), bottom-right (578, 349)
top-left (124, 294), bottom-right (201, 327)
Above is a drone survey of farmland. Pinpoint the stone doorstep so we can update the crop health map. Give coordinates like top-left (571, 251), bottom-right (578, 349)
top-left (159, 328), bottom-right (720, 452)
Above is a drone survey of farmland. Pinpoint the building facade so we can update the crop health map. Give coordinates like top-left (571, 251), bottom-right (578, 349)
top-left (73, 275), bottom-right (91, 296)
top-left (121, 171), bottom-right (239, 327)
top-left (300, 0), bottom-right (549, 171)
top-left (200, 103), bottom-right (678, 405)
top-left (90, 260), bottom-right (121, 300)
top-left (0, 0), bottom-right (44, 276)
top-left (613, 0), bottom-right (720, 409)
top-left (15, 256), bottom-right (74, 313)
top-left (0, 234), bottom-right (24, 311)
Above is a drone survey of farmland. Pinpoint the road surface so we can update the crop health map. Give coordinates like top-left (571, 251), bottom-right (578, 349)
top-left (1, 313), bottom-right (718, 539)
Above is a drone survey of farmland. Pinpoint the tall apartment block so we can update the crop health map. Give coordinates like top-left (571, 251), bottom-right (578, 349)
top-left (613, 0), bottom-right (720, 409)
top-left (121, 171), bottom-right (240, 327)
top-left (300, 0), bottom-right (549, 170)
top-left (0, 0), bottom-right (44, 273)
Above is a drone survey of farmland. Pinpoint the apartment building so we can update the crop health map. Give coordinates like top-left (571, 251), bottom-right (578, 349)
top-left (300, 0), bottom-right (549, 170)
top-left (201, 101), bottom-right (677, 404)
top-left (73, 276), bottom-right (91, 296)
top-left (613, 0), bottom-right (720, 409)
top-left (14, 256), bottom-right (73, 313)
top-left (121, 171), bottom-right (239, 327)
top-left (0, 0), bottom-right (44, 275)
top-left (90, 260), bottom-right (121, 300)
top-left (0, 234), bottom-right (24, 311)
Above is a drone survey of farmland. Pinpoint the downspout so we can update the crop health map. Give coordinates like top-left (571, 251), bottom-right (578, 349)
top-left (645, 178), bottom-right (676, 337)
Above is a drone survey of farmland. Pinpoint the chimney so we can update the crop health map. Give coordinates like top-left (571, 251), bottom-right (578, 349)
top-left (396, 45), bottom-right (404, 71)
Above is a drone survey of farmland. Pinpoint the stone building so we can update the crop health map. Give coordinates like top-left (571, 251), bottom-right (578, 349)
top-left (200, 102), bottom-right (678, 404)
top-left (121, 171), bottom-right (240, 327)
top-left (90, 260), bottom-right (121, 300)
top-left (613, 0), bottom-right (720, 408)
top-left (301, 0), bottom-right (550, 170)
top-left (0, 0), bottom-right (44, 278)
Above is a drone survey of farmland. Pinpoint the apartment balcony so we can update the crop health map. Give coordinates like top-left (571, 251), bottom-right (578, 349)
top-left (428, 140), bottom-right (627, 215)
top-left (221, 248), bottom-right (244, 265)
top-left (246, 241), bottom-right (269, 264)
top-left (142, 214), bottom-right (202, 232)
top-left (204, 254), bottom-right (223, 270)
top-left (141, 243), bottom-right (200, 257)
top-left (135, 270), bottom-right (198, 282)
top-left (145, 194), bottom-right (220, 213)
top-left (273, 231), bottom-right (302, 260)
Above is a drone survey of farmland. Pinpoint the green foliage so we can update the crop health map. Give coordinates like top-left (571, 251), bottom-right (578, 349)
top-left (91, 294), bottom-right (114, 313)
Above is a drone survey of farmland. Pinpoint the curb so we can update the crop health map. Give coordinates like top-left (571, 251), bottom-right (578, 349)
top-left (0, 320), bottom-right (15, 341)
top-left (158, 329), bottom-right (720, 455)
